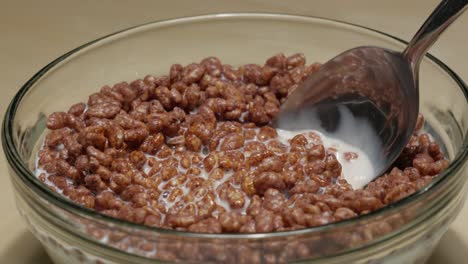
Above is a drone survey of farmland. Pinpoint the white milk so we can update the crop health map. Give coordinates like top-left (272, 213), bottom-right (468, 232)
top-left (276, 106), bottom-right (384, 189)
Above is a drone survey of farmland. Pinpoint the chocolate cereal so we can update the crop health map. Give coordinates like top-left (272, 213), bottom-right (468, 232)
top-left (36, 54), bottom-right (449, 234)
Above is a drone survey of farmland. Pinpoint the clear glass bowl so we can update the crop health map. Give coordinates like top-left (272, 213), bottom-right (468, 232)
top-left (2, 13), bottom-right (468, 264)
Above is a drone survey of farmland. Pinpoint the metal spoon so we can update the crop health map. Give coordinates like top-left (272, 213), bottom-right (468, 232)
top-left (274, 0), bottom-right (467, 189)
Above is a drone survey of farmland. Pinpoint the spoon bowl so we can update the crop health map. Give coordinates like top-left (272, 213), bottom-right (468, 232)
top-left (276, 46), bottom-right (417, 188)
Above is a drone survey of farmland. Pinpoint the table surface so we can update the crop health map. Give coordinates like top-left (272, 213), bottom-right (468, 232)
top-left (1, 0), bottom-right (467, 263)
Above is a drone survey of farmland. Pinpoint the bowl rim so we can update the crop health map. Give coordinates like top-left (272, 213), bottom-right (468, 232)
top-left (2, 12), bottom-right (467, 242)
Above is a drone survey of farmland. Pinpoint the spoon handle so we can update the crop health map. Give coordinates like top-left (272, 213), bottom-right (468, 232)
top-left (403, 0), bottom-right (467, 73)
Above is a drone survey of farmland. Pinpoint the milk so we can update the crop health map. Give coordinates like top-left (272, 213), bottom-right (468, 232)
top-left (276, 105), bottom-right (384, 189)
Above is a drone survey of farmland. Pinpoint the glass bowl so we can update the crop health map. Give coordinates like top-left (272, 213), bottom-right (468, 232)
top-left (2, 13), bottom-right (468, 264)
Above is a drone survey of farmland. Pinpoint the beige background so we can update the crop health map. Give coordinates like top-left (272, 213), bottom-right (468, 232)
top-left (1, 0), bottom-right (467, 263)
